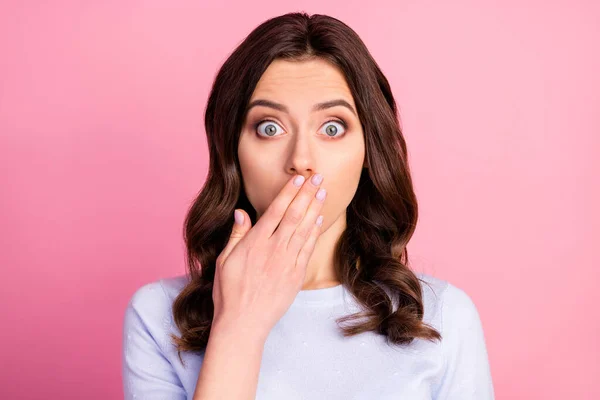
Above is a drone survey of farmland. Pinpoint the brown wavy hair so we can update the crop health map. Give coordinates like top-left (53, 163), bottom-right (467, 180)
top-left (171, 11), bottom-right (441, 362)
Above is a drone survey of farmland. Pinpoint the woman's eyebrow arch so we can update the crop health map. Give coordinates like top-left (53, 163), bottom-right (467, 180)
top-left (246, 99), bottom-right (357, 117)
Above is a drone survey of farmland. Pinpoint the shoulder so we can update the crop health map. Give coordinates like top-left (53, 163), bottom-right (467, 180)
top-left (123, 274), bottom-right (190, 348)
top-left (127, 274), bottom-right (190, 312)
top-left (414, 271), bottom-right (482, 331)
top-left (417, 273), bottom-right (495, 398)
top-left (122, 275), bottom-right (192, 399)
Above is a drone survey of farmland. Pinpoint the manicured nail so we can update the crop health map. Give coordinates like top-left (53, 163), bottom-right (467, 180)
top-left (234, 209), bottom-right (244, 225)
top-left (293, 175), bottom-right (305, 187)
top-left (316, 215), bottom-right (323, 226)
top-left (316, 188), bottom-right (327, 201)
top-left (311, 173), bottom-right (323, 186)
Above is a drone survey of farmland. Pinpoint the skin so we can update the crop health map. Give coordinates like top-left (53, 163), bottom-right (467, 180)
top-left (237, 57), bottom-right (366, 290)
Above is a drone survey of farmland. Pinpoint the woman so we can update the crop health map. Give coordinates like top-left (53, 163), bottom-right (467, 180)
top-left (122, 12), bottom-right (495, 400)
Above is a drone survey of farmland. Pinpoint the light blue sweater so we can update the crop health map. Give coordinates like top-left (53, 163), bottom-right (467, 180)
top-left (122, 272), bottom-right (495, 399)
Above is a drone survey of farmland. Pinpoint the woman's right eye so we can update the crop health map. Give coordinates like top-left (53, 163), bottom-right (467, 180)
top-left (255, 120), bottom-right (284, 138)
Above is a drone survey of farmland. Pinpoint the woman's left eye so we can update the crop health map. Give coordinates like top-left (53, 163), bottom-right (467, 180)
top-left (320, 120), bottom-right (347, 139)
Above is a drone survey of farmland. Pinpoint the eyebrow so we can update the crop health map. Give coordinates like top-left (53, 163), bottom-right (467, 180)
top-left (245, 98), bottom-right (358, 117)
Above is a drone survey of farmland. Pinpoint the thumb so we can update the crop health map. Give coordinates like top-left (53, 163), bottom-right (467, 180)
top-left (219, 208), bottom-right (251, 264)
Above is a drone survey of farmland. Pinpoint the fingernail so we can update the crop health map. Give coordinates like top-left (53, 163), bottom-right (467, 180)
top-left (293, 175), bottom-right (305, 187)
top-left (316, 188), bottom-right (327, 201)
top-left (311, 173), bottom-right (323, 186)
top-left (234, 209), bottom-right (244, 225)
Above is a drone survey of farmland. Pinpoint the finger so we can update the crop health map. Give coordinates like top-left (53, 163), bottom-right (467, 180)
top-left (287, 185), bottom-right (326, 254)
top-left (250, 174), bottom-right (308, 239)
top-left (272, 173), bottom-right (323, 243)
top-left (218, 208), bottom-right (251, 265)
top-left (293, 216), bottom-right (323, 277)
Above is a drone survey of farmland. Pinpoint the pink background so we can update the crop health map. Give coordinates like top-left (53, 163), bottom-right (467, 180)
top-left (1, 1), bottom-right (598, 399)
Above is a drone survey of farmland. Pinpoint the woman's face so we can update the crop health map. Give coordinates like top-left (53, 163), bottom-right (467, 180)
top-left (238, 58), bottom-right (366, 232)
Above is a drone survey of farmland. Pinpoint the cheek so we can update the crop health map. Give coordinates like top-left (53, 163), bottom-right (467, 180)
top-left (239, 169), bottom-right (268, 211)
top-left (238, 162), bottom-right (277, 216)
top-left (320, 161), bottom-right (363, 215)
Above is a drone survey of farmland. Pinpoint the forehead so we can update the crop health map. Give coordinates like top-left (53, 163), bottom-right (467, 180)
top-left (249, 58), bottom-right (355, 107)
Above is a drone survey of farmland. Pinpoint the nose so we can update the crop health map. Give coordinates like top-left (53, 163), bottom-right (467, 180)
top-left (286, 128), bottom-right (317, 178)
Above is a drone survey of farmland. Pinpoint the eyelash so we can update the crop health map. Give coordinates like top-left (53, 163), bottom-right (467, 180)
top-left (253, 118), bottom-right (348, 140)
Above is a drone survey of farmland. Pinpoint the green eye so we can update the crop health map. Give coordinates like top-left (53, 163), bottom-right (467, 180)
top-left (320, 120), bottom-right (347, 139)
top-left (255, 120), bottom-right (283, 137)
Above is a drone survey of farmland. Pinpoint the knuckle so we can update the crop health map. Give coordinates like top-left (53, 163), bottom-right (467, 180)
top-left (230, 230), bottom-right (244, 239)
top-left (285, 209), bottom-right (304, 225)
top-left (294, 224), bottom-right (311, 240)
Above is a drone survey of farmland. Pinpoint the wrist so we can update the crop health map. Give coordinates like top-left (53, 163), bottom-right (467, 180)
top-left (211, 315), bottom-right (270, 345)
